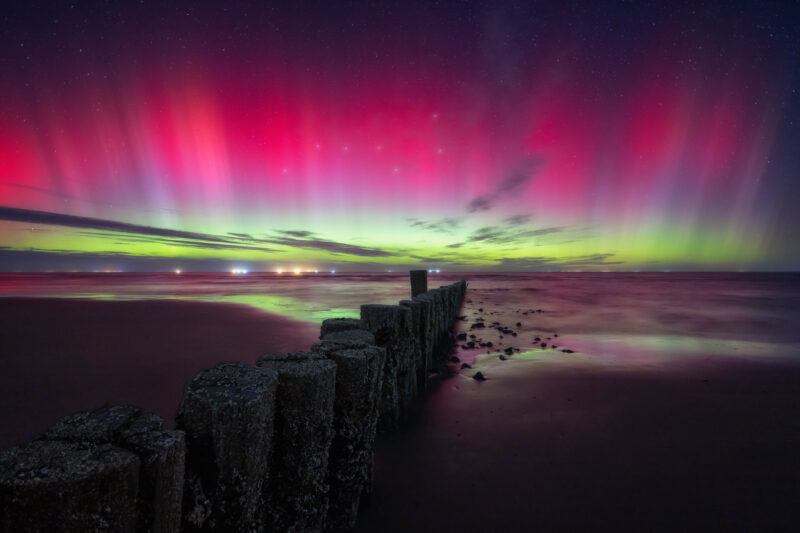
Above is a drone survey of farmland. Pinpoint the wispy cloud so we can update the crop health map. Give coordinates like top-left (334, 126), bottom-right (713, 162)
top-left (494, 254), bottom-right (622, 270)
top-left (406, 217), bottom-right (463, 233)
top-left (466, 156), bottom-right (544, 213)
top-left (0, 206), bottom-right (234, 243)
top-left (0, 206), bottom-right (395, 258)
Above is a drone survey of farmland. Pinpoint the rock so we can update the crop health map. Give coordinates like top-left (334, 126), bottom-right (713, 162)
top-left (504, 347), bottom-right (514, 355)
top-left (516, 322), bottom-right (522, 327)
top-left (541, 343), bottom-right (547, 348)
top-left (554, 334), bottom-right (559, 337)
top-left (456, 333), bottom-right (467, 341)
top-left (460, 363), bottom-right (472, 369)
top-left (561, 349), bottom-right (575, 353)
top-left (0, 440), bottom-right (140, 532)
top-left (485, 342), bottom-right (493, 347)
top-left (176, 362), bottom-right (278, 532)
top-left (473, 372), bottom-right (486, 381)
top-left (449, 356), bottom-right (460, 363)
top-left (257, 353), bottom-right (336, 533)
top-left (499, 354), bottom-right (507, 361)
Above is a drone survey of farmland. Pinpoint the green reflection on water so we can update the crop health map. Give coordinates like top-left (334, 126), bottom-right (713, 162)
top-left (50, 293), bottom-right (358, 324)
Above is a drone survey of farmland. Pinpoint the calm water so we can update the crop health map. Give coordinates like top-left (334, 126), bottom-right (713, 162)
top-left (2, 271), bottom-right (799, 364)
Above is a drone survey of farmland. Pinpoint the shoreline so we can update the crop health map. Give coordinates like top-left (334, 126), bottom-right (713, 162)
top-left (0, 297), bottom-right (319, 447)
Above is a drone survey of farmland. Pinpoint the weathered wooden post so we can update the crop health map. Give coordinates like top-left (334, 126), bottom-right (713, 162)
top-left (256, 351), bottom-right (336, 533)
top-left (409, 270), bottom-right (428, 297)
top-left (176, 362), bottom-right (278, 532)
top-left (361, 304), bottom-right (416, 430)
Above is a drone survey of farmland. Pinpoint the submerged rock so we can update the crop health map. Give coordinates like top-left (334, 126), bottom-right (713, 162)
top-left (472, 372), bottom-right (487, 381)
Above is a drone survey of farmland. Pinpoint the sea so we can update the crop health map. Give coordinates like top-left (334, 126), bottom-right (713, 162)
top-left (2, 271), bottom-right (799, 363)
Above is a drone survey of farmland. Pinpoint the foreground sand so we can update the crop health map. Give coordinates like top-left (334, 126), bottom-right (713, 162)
top-left (357, 355), bottom-right (800, 531)
top-left (0, 297), bottom-right (319, 447)
top-left (2, 296), bottom-right (798, 530)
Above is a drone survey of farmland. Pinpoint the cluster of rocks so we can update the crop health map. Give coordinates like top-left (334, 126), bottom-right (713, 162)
top-left (0, 279), bottom-right (467, 532)
top-left (452, 300), bottom-right (579, 374)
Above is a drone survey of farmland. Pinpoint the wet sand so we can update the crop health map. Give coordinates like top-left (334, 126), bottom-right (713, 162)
top-left (357, 355), bottom-right (800, 531)
top-left (0, 297), bottom-right (319, 447)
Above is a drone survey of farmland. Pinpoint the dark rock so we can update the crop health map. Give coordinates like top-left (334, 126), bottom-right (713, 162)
top-left (473, 372), bottom-right (486, 381)
top-left (504, 347), bottom-right (514, 355)
top-left (456, 333), bottom-right (467, 341)
top-left (449, 356), bottom-right (460, 363)
top-left (554, 334), bottom-right (559, 337)
top-left (534, 337), bottom-right (541, 342)
top-left (485, 342), bottom-right (493, 347)
top-left (561, 349), bottom-right (575, 353)
top-left (516, 322), bottom-right (522, 327)
top-left (460, 363), bottom-right (472, 369)
top-left (499, 354), bottom-right (507, 361)
top-left (511, 332), bottom-right (517, 337)
top-left (541, 343), bottom-right (547, 348)
top-left (470, 322), bottom-right (485, 329)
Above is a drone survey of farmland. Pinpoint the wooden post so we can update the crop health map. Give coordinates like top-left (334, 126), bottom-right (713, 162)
top-left (410, 270), bottom-right (427, 297)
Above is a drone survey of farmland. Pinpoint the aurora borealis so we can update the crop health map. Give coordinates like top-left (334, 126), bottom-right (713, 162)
top-left (1, 1), bottom-right (798, 271)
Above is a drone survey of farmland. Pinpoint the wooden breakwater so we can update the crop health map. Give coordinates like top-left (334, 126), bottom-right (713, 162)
top-left (0, 273), bottom-right (467, 532)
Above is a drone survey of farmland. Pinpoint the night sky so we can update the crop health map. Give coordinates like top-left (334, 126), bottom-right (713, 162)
top-left (1, 1), bottom-right (799, 272)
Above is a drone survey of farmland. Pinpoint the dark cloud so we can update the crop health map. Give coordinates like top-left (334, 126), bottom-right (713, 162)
top-left (0, 206), bottom-right (395, 259)
top-left (276, 230), bottom-right (315, 238)
top-left (494, 254), bottom-right (622, 270)
top-left (465, 195), bottom-right (493, 213)
top-left (445, 242), bottom-right (464, 248)
top-left (466, 156), bottom-right (544, 213)
top-left (504, 214), bottom-right (532, 226)
top-left (465, 224), bottom-right (563, 245)
top-left (0, 206), bottom-right (234, 243)
top-left (265, 234), bottom-right (394, 257)
top-left (77, 231), bottom-right (280, 253)
top-left (406, 217), bottom-right (463, 233)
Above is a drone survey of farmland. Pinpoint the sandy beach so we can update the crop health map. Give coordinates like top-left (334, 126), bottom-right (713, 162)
top-left (1, 279), bottom-right (799, 530)
top-left (0, 297), bottom-right (319, 447)
top-left (356, 355), bottom-right (800, 531)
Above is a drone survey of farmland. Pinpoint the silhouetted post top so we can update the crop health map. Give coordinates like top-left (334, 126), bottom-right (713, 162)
top-left (410, 270), bottom-right (428, 297)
